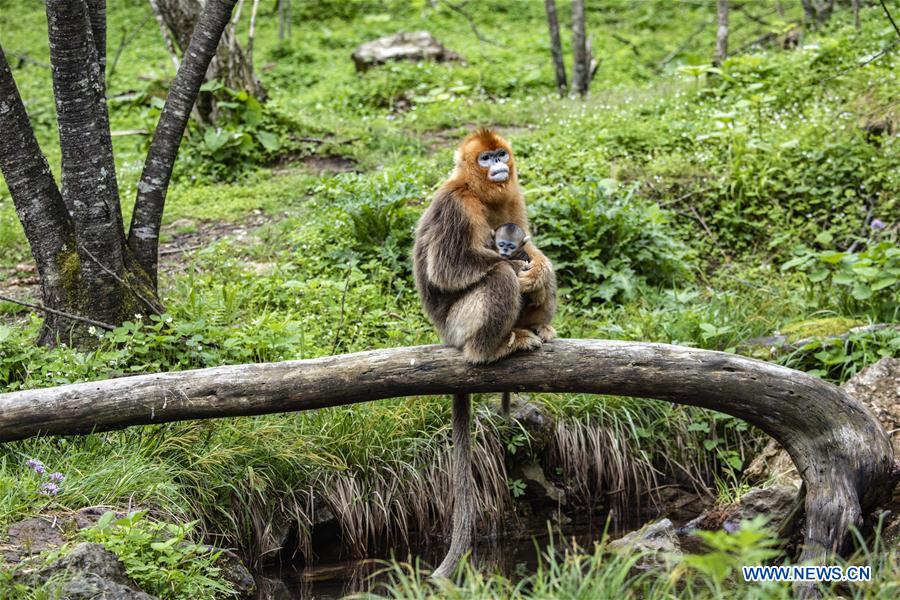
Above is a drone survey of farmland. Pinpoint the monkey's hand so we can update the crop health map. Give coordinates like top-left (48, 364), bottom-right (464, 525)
top-left (509, 259), bottom-right (531, 273)
top-left (517, 266), bottom-right (541, 294)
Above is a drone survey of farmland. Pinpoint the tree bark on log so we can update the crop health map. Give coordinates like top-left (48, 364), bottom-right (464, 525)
top-left (544, 0), bottom-right (567, 97)
top-left (0, 339), bottom-right (894, 592)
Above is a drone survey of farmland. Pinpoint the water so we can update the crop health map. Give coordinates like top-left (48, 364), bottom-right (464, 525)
top-left (264, 526), bottom-right (611, 599)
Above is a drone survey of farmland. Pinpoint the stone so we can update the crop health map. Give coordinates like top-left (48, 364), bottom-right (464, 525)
top-left (215, 549), bottom-right (255, 599)
top-left (59, 574), bottom-right (158, 600)
top-left (518, 463), bottom-right (566, 509)
top-left (608, 518), bottom-right (682, 570)
top-left (508, 397), bottom-right (556, 453)
top-left (38, 543), bottom-right (135, 587)
top-left (31, 542), bottom-right (157, 599)
top-left (682, 485), bottom-right (798, 534)
top-left (4, 517), bottom-right (66, 562)
top-left (351, 31), bottom-right (461, 72)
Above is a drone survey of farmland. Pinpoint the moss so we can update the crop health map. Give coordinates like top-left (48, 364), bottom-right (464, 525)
top-left (780, 317), bottom-right (865, 342)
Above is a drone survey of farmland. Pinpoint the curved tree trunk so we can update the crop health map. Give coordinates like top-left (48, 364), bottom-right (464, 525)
top-left (0, 339), bottom-right (895, 595)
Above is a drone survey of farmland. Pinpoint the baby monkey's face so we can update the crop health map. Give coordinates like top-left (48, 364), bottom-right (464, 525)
top-left (492, 223), bottom-right (530, 259)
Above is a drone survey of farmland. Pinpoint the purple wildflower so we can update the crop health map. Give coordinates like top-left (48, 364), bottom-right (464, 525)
top-left (49, 472), bottom-right (65, 483)
top-left (870, 219), bottom-right (885, 231)
top-left (26, 459), bottom-right (45, 475)
top-left (39, 482), bottom-right (60, 496)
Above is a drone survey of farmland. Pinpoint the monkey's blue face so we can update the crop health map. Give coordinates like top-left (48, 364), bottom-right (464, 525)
top-left (495, 239), bottom-right (519, 258)
top-left (477, 149), bottom-right (510, 182)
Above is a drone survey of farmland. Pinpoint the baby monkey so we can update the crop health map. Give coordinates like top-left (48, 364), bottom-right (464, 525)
top-left (492, 223), bottom-right (546, 415)
top-left (492, 223), bottom-right (532, 265)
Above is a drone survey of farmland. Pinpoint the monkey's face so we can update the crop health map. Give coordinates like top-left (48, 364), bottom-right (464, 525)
top-left (456, 129), bottom-right (516, 187)
top-left (477, 148), bottom-right (510, 182)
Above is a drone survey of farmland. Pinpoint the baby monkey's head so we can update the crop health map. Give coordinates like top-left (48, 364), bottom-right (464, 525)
top-left (492, 223), bottom-right (530, 259)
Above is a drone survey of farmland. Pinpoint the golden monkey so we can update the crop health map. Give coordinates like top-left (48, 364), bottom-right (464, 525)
top-left (413, 130), bottom-right (557, 578)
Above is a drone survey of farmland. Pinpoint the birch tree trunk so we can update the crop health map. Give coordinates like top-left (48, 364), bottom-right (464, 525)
top-left (0, 0), bottom-right (238, 345)
top-left (151, 0), bottom-right (264, 122)
top-left (544, 0), bottom-right (567, 97)
top-left (570, 0), bottom-right (589, 97)
top-left (714, 0), bottom-right (728, 66)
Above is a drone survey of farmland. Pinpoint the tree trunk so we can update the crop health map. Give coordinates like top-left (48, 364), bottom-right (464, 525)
top-left (570, 0), bottom-right (589, 97)
top-left (131, 0), bottom-right (240, 287)
top-left (279, 0), bottom-right (291, 41)
top-left (151, 0), bottom-right (264, 121)
top-left (544, 0), bottom-right (567, 96)
top-left (0, 0), bottom-right (237, 345)
top-left (714, 0), bottom-right (728, 66)
top-left (852, 0), bottom-right (861, 29)
top-left (0, 339), bottom-right (894, 598)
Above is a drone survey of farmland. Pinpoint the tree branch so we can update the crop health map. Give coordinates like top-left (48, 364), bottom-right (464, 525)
top-left (0, 294), bottom-right (114, 331)
top-left (0, 339), bottom-right (893, 599)
top-left (129, 0), bottom-right (238, 288)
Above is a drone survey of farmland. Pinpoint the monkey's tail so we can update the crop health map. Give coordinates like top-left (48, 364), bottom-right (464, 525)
top-left (501, 391), bottom-right (511, 416)
top-left (432, 393), bottom-right (474, 579)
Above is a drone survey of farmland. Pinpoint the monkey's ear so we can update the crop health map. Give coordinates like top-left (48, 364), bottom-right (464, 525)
top-left (490, 229), bottom-right (496, 239)
top-left (522, 235), bottom-right (531, 245)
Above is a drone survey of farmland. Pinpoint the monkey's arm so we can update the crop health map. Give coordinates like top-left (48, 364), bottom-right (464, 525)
top-left (425, 194), bottom-right (506, 292)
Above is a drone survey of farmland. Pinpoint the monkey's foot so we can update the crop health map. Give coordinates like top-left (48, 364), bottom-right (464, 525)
top-left (532, 324), bottom-right (556, 342)
top-left (508, 328), bottom-right (542, 352)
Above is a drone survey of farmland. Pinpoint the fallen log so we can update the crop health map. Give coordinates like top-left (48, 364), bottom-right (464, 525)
top-left (0, 339), bottom-right (895, 592)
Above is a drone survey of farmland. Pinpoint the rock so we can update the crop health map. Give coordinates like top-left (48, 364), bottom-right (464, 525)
top-left (517, 463), bottom-right (566, 509)
top-left (744, 440), bottom-right (802, 487)
top-left (682, 485), bottom-right (798, 534)
top-left (59, 574), bottom-right (158, 600)
top-left (216, 549), bottom-right (256, 599)
top-left (745, 357), bottom-right (900, 486)
top-left (351, 31), bottom-right (461, 72)
top-left (608, 519), bottom-right (682, 570)
top-left (4, 516), bottom-right (66, 562)
top-left (841, 357), bottom-right (900, 456)
top-left (38, 543), bottom-right (135, 586)
top-left (32, 542), bottom-right (157, 599)
top-left (508, 397), bottom-right (556, 453)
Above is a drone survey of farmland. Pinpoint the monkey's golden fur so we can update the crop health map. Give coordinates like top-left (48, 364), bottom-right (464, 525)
top-left (413, 129), bottom-right (557, 364)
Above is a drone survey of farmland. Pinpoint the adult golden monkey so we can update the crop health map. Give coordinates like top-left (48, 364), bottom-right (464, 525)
top-left (412, 129), bottom-right (557, 577)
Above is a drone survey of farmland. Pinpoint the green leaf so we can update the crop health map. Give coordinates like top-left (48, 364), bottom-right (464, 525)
top-left (851, 284), bottom-right (872, 300)
top-left (832, 271), bottom-right (854, 285)
top-left (781, 256), bottom-right (809, 271)
top-left (814, 231), bottom-right (833, 245)
top-left (256, 131), bottom-right (281, 152)
top-left (95, 511), bottom-right (116, 530)
top-left (871, 277), bottom-right (897, 291)
top-left (203, 129), bottom-right (229, 152)
top-left (807, 268), bottom-right (829, 283)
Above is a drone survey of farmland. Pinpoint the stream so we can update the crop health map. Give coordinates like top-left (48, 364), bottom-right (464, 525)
top-left (264, 526), bottom-right (613, 599)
